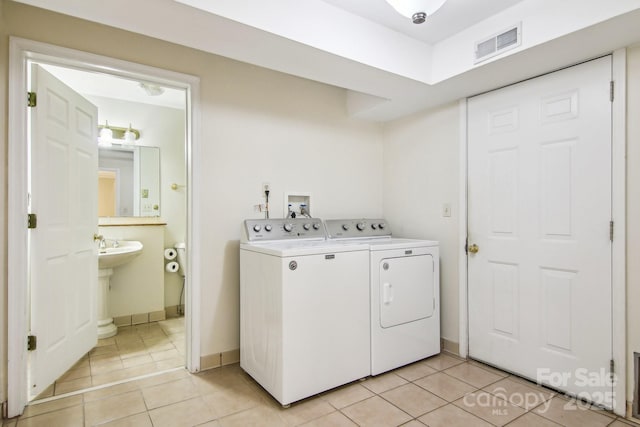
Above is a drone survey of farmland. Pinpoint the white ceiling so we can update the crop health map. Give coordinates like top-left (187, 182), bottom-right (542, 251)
top-left (41, 64), bottom-right (186, 110)
top-left (320, 0), bottom-right (524, 44)
top-left (13, 0), bottom-right (640, 121)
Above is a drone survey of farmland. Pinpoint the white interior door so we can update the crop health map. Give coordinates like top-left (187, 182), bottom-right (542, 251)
top-left (29, 64), bottom-right (99, 398)
top-left (467, 57), bottom-right (613, 407)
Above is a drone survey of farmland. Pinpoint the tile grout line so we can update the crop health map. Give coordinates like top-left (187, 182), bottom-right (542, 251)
top-left (29, 367), bottom-right (186, 406)
top-left (417, 364), bottom-right (524, 426)
top-left (16, 356), bottom-right (631, 427)
top-left (333, 361), bottom-right (469, 425)
top-left (46, 320), bottom-right (185, 400)
top-left (412, 373), bottom-right (489, 426)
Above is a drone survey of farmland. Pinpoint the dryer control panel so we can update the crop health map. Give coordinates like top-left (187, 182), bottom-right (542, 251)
top-left (243, 218), bottom-right (325, 242)
top-left (325, 219), bottom-right (391, 239)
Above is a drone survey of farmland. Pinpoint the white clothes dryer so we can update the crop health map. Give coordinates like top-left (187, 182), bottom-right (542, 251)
top-left (325, 219), bottom-right (440, 376)
top-left (240, 218), bottom-right (370, 406)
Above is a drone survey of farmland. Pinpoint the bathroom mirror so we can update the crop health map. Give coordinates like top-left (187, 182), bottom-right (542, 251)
top-left (98, 145), bottom-right (161, 217)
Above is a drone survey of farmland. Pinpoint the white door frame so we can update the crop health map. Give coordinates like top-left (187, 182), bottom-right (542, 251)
top-left (458, 50), bottom-right (627, 416)
top-left (8, 37), bottom-right (203, 417)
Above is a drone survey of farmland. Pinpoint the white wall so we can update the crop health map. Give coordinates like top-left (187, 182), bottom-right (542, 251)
top-left (2, 3), bottom-right (385, 360)
top-left (200, 59), bottom-right (384, 353)
top-left (382, 102), bottom-right (460, 345)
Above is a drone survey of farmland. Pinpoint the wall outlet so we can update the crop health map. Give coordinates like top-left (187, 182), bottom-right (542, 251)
top-left (442, 203), bottom-right (452, 217)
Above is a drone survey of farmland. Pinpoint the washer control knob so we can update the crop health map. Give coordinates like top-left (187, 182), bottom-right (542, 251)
top-left (378, 223), bottom-right (386, 229)
top-left (264, 225), bottom-right (272, 232)
top-left (303, 223), bottom-right (311, 230)
top-left (284, 223), bottom-right (293, 232)
top-left (342, 224), bottom-right (350, 231)
top-left (253, 225), bottom-right (262, 232)
top-left (356, 222), bottom-right (365, 231)
top-left (371, 224), bottom-right (378, 230)
top-left (312, 223), bottom-right (321, 230)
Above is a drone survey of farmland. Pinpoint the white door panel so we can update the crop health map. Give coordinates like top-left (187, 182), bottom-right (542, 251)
top-left (29, 65), bottom-right (98, 398)
top-left (468, 57), bottom-right (612, 406)
top-left (379, 255), bottom-right (434, 328)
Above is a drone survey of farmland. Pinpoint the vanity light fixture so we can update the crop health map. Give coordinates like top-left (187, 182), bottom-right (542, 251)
top-left (385, 0), bottom-right (447, 24)
top-left (98, 120), bottom-right (113, 146)
top-left (98, 121), bottom-right (141, 143)
top-left (123, 124), bottom-right (136, 144)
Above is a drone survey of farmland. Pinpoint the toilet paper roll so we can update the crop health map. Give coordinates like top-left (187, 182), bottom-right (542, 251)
top-left (164, 248), bottom-right (177, 260)
top-left (165, 261), bottom-right (179, 273)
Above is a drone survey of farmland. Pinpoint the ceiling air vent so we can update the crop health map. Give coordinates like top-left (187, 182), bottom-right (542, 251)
top-left (474, 23), bottom-right (522, 64)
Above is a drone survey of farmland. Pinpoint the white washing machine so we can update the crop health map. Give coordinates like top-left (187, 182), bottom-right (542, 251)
top-left (325, 219), bottom-right (440, 376)
top-left (240, 218), bottom-right (370, 406)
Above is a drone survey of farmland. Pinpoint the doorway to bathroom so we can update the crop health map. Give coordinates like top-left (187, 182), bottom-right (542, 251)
top-left (8, 37), bottom-right (202, 417)
top-left (32, 62), bottom-right (188, 402)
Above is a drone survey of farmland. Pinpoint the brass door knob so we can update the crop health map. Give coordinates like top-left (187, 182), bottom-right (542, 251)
top-left (468, 244), bottom-right (479, 254)
top-left (93, 234), bottom-right (103, 241)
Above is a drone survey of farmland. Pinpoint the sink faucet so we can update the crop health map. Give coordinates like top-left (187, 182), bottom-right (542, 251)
top-left (113, 240), bottom-right (120, 248)
top-left (99, 237), bottom-right (107, 250)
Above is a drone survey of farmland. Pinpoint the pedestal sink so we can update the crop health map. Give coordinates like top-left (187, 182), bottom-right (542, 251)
top-left (98, 240), bottom-right (143, 338)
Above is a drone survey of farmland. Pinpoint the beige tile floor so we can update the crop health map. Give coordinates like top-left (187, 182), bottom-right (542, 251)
top-left (7, 351), bottom-right (639, 427)
top-left (34, 317), bottom-right (185, 399)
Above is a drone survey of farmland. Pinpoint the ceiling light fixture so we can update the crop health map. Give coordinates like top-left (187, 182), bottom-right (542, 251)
top-left (139, 82), bottom-right (165, 96)
top-left (385, 0), bottom-right (447, 24)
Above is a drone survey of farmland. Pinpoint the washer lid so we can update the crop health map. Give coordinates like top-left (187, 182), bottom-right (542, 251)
top-left (368, 238), bottom-right (439, 251)
top-left (240, 240), bottom-right (369, 257)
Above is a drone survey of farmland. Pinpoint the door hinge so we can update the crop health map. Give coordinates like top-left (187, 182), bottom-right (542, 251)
top-left (610, 81), bottom-right (614, 102)
top-left (609, 358), bottom-right (615, 383)
top-left (27, 335), bottom-right (37, 351)
top-left (28, 213), bottom-right (37, 229)
top-left (610, 220), bottom-right (614, 241)
top-left (27, 91), bottom-right (37, 107)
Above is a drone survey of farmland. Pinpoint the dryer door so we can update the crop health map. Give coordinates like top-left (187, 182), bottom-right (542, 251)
top-left (379, 254), bottom-right (434, 328)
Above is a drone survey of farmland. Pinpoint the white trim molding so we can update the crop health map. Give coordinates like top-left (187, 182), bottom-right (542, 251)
top-left (611, 48), bottom-right (627, 417)
top-left (457, 98), bottom-right (469, 360)
top-left (7, 35), bottom-right (31, 421)
top-left (7, 37), bottom-right (202, 417)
